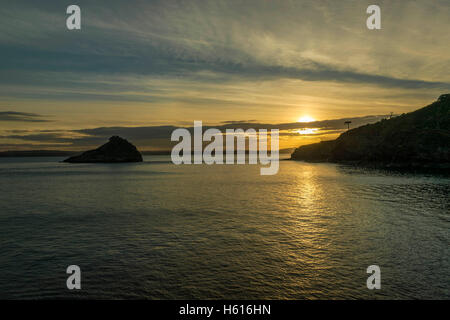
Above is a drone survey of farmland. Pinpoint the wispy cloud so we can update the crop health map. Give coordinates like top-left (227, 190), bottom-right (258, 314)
top-left (0, 114), bottom-right (387, 150)
top-left (1, 1), bottom-right (449, 94)
top-left (0, 111), bottom-right (51, 122)
top-left (0, 0), bottom-right (448, 142)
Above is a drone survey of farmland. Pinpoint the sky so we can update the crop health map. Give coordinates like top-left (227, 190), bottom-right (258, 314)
top-left (0, 0), bottom-right (449, 151)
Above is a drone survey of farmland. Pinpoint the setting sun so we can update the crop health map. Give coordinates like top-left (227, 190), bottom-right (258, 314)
top-left (297, 116), bottom-right (316, 123)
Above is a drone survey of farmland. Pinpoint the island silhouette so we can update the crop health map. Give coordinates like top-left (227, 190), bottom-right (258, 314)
top-left (63, 136), bottom-right (143, 163)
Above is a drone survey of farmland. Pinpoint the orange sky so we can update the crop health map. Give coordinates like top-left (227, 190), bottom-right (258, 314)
top-left (0, 1), bottom-right (449, 150)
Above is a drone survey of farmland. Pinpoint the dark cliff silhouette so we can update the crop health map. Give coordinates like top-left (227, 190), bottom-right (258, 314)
top-left (64, 136), bottom-right (143, 163)
top-left (291, 94), bottom-right (450, 168)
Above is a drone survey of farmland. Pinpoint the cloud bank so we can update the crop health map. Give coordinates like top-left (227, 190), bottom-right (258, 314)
top-left (0, 0), bottom-right (448, 149)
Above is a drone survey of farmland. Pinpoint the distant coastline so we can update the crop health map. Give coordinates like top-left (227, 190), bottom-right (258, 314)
top-left (0, 150), bottom-right (76, 157)
top-left (0, 150), bottom-right (170, 157)
top-left (0, 148), bottom-right (296, 157)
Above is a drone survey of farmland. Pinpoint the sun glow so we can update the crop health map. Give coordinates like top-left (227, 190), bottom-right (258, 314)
top-left (297, 116), bottom-right (315, 123)
top-left (296, 128), bottom-right (318, 135)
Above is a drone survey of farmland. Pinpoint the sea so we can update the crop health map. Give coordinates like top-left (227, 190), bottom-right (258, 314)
top-left (0, 155), bottom-right (448, 299)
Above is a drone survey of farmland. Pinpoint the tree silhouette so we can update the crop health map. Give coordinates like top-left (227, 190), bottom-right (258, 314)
top-left (344, 121), bottom-right (352, 130)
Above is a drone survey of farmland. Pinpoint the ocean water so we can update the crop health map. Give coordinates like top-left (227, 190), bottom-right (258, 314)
top-left (0, 156), bottom-right (448, 299)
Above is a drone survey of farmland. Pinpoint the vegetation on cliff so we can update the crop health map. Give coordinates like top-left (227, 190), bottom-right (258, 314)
top-left (291, 94), bottom-right (450, 168)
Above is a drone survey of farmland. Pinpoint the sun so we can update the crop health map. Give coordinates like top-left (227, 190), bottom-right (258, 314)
top-left (297, 115), bottom-right (315, 123)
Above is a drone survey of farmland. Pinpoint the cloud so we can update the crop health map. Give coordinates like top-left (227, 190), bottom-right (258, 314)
top-left (0, 0), bottom-right (448, 133)
top-left (1, 42), bottom-right (448, 92)
top-left (0, 111), bottom-right (51, 122)
top-left (0, 0), bottom-right (449, 96)
top-left (0, 114), bottom-right (387, 150)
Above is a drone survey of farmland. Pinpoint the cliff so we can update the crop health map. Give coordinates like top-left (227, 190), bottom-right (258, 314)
top-left (291, 94), bottom-right (450, 168)
top-left (64, 136), bottom-right (143, 163)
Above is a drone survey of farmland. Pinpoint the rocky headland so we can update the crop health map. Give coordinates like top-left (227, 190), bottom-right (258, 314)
top-left (291, 94), bottom-right (450, 170)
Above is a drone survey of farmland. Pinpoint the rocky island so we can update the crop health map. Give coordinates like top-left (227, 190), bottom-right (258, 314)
top-left (291, 94), bottom-right (450, 169)
top-left (64, 136), bottom-right (143, 163)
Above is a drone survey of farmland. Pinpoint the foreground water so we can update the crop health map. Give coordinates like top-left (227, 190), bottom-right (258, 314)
top-left (0, 156), bottom-right (448, 299)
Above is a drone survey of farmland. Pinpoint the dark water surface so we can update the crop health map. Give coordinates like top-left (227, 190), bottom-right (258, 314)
top-left (0, 156), bottom-right (448, 299)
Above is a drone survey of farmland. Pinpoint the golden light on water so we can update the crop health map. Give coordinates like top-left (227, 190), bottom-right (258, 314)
top-left (297, 116), bottom-right (316, 123)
